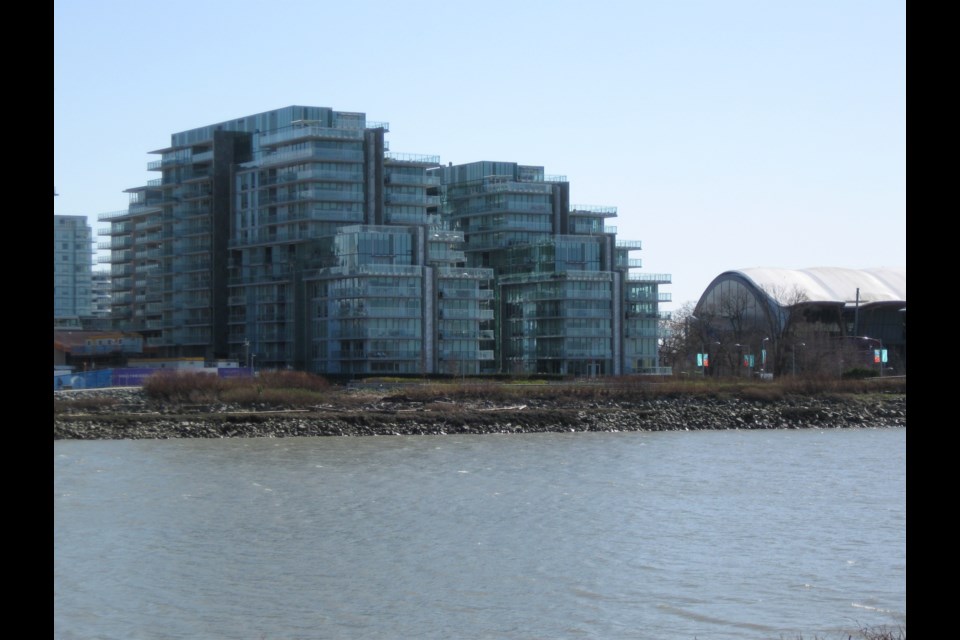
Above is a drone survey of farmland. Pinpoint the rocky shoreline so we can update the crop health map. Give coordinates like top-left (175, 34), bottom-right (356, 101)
top-left (54, 387), bottom-right (906, 440)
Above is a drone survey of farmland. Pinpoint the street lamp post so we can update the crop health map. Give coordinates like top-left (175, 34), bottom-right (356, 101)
top-left (689, 314), bottom-right (706, 377)
top-left (761, 337), bottom-right (770, 375)
top-left (879, 339), bottom-right (885, 377)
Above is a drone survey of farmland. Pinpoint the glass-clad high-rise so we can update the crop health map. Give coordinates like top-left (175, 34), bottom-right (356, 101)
top-left (430, 162), bottom-right (670, 375)
top-left (100, 106), bottom-right (670, 375)
top-left (54, 215), bottom-right (93, 320)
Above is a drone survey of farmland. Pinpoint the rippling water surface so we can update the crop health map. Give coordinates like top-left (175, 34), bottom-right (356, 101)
top-left (54, 428), bottom-right (905, 639)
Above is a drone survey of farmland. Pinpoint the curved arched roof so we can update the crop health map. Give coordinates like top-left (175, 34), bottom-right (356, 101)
top-left (718, 267), bottom-right (906, 307)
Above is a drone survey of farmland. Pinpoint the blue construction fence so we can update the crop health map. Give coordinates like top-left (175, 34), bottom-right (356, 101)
top-left (54, 367), bottom-right (255, 391)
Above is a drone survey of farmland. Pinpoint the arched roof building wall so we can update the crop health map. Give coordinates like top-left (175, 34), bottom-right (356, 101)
top-left (722, 267), bottom-right (904, 307)
top-left (696, 267), bottom-right (905, 332)
top-left (692, 267), bottom-right (906, 375)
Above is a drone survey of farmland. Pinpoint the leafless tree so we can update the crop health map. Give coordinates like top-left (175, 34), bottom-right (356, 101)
top-left (757, 284), bottom-right (809, 375)
top-left (659, 302), bottom-right (698, 376)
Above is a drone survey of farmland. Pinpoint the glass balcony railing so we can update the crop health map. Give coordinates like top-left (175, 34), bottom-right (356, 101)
top-left (258, 169), bottom-right (363, 186)
top-left (258, 190), bottom-right (364, 205)
top-left (248, 147), bottom-right (364, 168)
top-left (385, 173), bottom-right (441, 187)
top-left (385, 193), bottom-right (441, 206)
top-left (627, 273), bottom-right (672, 284)
top-left (257, 125), bottom-right (365, 147)
top-left (384, 152), bottom-right (440, 164)
top-left (569, 205), bottom-right (617, 216)
top-left (98, 210), bottom-right (131, 222)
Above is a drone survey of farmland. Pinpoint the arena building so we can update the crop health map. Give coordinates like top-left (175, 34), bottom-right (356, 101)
top-left (690, 267), bottom-right (905, 377)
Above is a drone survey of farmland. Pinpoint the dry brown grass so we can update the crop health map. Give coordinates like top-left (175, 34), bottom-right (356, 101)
top-left (136, 370), bottom-right (904, 410)
top-left (142, 370), bottom-right (331, 408)
top-left (142, 370), bottom-right (225, 404)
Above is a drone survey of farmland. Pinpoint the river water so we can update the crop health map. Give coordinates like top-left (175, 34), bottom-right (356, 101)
top-left (54, 428), bottom-right (905, 640)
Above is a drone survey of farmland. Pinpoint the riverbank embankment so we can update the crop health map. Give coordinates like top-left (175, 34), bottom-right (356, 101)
top-left (54, 386), bottom-right (905, 440)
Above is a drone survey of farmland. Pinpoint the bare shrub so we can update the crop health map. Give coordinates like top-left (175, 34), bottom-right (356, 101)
top-left (142, 371), bottom-right (224, 404)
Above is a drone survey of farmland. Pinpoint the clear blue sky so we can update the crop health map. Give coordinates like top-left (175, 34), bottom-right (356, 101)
top-left (53, 0), bottom-right (905, 310)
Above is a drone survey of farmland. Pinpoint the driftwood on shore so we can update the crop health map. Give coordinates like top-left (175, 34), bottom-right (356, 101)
top-left (54, 387), bottom-right (906, 440)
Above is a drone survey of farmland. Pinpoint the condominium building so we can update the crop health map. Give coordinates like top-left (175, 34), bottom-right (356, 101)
top-left (432, 162), bottom-right (670, 375)
top-left (100, 105), bottom-right (670, 375)
top-left (54, 215), bottom-right (93, 320)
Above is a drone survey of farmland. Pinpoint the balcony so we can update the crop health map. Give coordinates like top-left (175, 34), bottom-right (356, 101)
top-left (173, 222), bottom-right (211, 236)
top-left (257, 125), bottom-right (365, 148)
top-left (181, 169), bottom-right (211, 182)
top-left (259, 169), bottom-right (363, 186)
top-left (138, 232), bottom-right (163, 244)
top-left (385, 193), bottom-right (441, 206)
top-left (181, 185), bottom-right (212, 200)
top-left (98, 238), bottom-right (133, 250)
top-left (259, 190), bottom-right (364, 205)
top-left (438, 309), bottom-right (495, 320)
top-left (429, 249), bottom-right (466, 263)
top-left (249, 147), bottom-right (364, 167)
top-left (98, 210), bottom-right (132, 222)
top-left (626, 273), bottom-right (672, 284)
top-left (569, 205), bottom-right (618, 216)
top-left (384, 152), bottom-right (440, 165)
top-left (99, 222), bottom-right (130, 236)
top-left (385, 173), bottom-right (441, 187)
top-left (389, 212), bottom-right (439, 226)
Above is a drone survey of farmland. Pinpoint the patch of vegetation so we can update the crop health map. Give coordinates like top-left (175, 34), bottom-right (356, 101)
top-left (53, 396), bottom-right (120, 415)
top-left (220, 386), bottom-right (328, 408)
top-left (142, 370), bottom-right (330, 408)
top-left (374, 375), bottom-right (904, 409)
top-left (142, 370), bottom-right (225, 404)
top-left (101, 370), bottom-right (906, 412)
